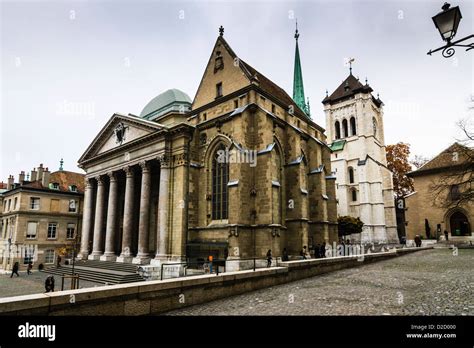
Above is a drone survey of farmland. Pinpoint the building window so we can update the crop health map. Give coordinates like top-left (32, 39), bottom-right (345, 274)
top-left (271, 104), bottom-right (276, 114)
top-left (51, 182), bottom-right (60, 190)
top-left (449, 185), bottom-right (461, 201)
top-left (212, 144), bottom-right (229, 220)
top-left (30, 197), bottom-right (40, 210)
top-left (234, 99), bottom-right (239, 108)
top-left (47, 223), bottom-right (57, 239)
top-left (69, 185), bottom-right (77, 192)
top-left (335, 121), bottom-right (341, 139)
top-left (14, 197), bottom-right (18, 210)
top-left (203, 113), bottom-right (207, 121)
top-left (342, 119), bottom-right (349, 138)
top-left (351, 189), bottom-right (357, 202)
top-left (348, 167), bottom-right (355, 184)
top-left (297, 120), bottom-right (301, 128)
top-left (7, 199), bottom-right (11, 211)
top-left (45, 249), bottom-right (55, 264)
top-left (69, 200), bottom-right (77, 213)
top-left (26, 222), bottom-right (37, 239)
top-left (350, 117), bottom-right (357, 136)
top-left (66, 223), bottom-right (75, 239)
top-left (24, 247), bottom-right (34, 265)
top-left (373, 117), bottom-right (378, 138)
top-left (216, 82), bottom-right (223, 98)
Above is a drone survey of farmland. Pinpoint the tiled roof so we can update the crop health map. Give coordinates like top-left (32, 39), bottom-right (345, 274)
top-left (21, 170), bottom-right (85, 194)
top-left (323, 74), bottom-right (374, 105)
top-left (408, 142), bottom-right (473, 177)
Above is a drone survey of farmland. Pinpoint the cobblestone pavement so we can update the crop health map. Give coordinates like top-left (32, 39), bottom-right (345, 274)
top-left (0, 270), bottom-right (104, 299)
top-left (166, 249), bottom-right (474, 316)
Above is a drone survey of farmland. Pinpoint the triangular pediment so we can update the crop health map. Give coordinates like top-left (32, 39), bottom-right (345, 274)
top-left (79, 113), bottom-right (165, 163)
top-left (192, 36), bottom-right (252, 110)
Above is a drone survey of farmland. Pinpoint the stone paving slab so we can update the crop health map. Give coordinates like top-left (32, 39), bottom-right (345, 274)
top-left (165, 248), bottom-right (474, 316)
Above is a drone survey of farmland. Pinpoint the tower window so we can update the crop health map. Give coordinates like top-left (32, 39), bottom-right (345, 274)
top-left (348, 167), bottom-right (354, 184)
top-left (373, 117), bottom-right (378, 138)
top-left (271, 104), bottom-right (276, 114)
top-left (342, 119), bottom-right (349, 138)
top-left (351, 189), bottom-right (357, 202)
top-left (234, 99), bottom-right (239, 108)
top-left (216, 82), bottom-right (223, 98)
top-left (335, 121), bottom-right (341, 140)
top-left (350, 117), bottom-right (357, 136)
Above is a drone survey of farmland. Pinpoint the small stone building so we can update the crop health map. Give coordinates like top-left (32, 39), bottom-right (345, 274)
top-left (405, 143), bottom-right (473, 243)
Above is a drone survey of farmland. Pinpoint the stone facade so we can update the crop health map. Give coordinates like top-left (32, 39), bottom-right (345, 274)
top-left (323, 74), bottom-right (398, 243)
top-left (405, 143), bottom-right (473, 243)
top-left (0, 165), bottom-right (84, 271)
top-left (77, 33), bottom-right (338, 268)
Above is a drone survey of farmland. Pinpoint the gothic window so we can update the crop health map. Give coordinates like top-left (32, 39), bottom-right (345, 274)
top-left (335, 121), bottom-right (341, 140)
top-left (216, 82), bottom-right (223, 98)
top-left (449, 185), bottom-right (461, 201)
top-left (342, 119), bottom-right (349, 138)
top-left (348, 167), bottom-right (354, 184)
top-left (350, 117), bottom-right (357, 136)
top-left (351, 189), bottom-right (357, 202)
top-left (373, 117), bottom-right (378, 138)
top-left (212, 144), bottom-right (229, 220)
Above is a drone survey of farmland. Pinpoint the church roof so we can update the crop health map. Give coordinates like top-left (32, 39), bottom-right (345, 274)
top-left (140, 89), bottom-right (192, 119)
top-left (407, 142), bottom-right (473, 177)
top-left (322, 74), bottom-right (377, 106)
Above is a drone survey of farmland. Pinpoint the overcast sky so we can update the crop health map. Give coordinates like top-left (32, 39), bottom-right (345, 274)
top-left (1, 0), bottom-right (473, 180)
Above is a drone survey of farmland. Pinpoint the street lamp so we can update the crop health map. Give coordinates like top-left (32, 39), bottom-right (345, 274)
top-left (427, 2), bottom-right (474, 58)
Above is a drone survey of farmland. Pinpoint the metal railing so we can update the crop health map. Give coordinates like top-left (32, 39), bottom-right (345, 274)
top-left (160, 257), bottom-right (279, 281)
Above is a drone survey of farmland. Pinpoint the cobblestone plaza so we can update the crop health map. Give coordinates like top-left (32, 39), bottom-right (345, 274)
top-left (166, 249), bottom-right (474, 316)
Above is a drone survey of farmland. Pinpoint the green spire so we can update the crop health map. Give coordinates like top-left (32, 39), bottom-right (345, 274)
top-left (292, 21), bottom-right (310, 117)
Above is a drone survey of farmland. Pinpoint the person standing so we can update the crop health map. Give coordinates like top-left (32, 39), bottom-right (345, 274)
top-left (45, 275), bottom-right (55, 292)
top-left (444, 230), bottom-right (449, 241)
top-left (266, 249), bottom-right (272, 267)
top-left (320, 242), bottom-right (326, 258)
top-left (27, 262), bottom-right (33, 275)
top-left (10, 262), bottom-right (20, 278)
top-left (56, 255), bottom-right (62, 268)
top-left (300, 246), bottom-right (307, 260)
top-left (281, 248), bottom-right (289, 262)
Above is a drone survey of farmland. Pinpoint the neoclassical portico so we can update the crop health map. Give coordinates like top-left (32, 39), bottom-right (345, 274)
top-left (77, 113), bottom-right (193, 265)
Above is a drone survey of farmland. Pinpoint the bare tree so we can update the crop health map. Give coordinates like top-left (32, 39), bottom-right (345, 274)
top-left (430, 117), bottom-right (473, 208)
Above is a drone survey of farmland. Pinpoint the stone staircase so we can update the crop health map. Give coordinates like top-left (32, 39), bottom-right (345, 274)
top-left (41, 260), bottom-right (145, 285)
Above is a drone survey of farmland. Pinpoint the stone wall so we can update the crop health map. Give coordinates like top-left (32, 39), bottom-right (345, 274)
top-left (0, 246), bottom-right (432, 316)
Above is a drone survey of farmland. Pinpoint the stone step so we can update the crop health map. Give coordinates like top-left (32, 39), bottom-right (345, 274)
top-left (41, 265), bottom-right (144, 285)
top-left (74, 260), bottom-right (139, 273)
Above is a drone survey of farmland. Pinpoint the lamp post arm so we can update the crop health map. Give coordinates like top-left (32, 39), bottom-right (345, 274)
top-left (427, 34), bottom-right (474, 56)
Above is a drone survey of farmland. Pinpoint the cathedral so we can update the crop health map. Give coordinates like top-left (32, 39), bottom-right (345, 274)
top-left (323, 69), bottom-right (398, 243)
top-left (77, 26), bottom-right (338, 268)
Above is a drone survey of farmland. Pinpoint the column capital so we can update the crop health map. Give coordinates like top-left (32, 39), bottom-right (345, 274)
top-left (157, 154), bottom-right (170, 168)
top-left (139, 161), bottom-right (150, 173)
top-left (107, 171), bottom-right (117, 182)
top-left (84, 177), bottom-right (93, 189)
top-left (123, 165), bottom-right (134, 177)
top-left (95, 175), bottom-right (104, 185)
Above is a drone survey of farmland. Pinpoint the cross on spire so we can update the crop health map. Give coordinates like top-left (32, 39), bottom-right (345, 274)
top-left (219, 25), bottom-right (224, 36)
top-left (294, 19), bottom-right (300, 40)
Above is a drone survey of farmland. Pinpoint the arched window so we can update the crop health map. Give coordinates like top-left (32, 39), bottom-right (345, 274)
top-left (350, 117), bottom-right (357, 136)
top-left (348, 167), bottom-right (354, 184)
top-left (372, 117), bottom-right (378, 138)
top-left (351, 189), bottom-right (357, 202)
top-left (449, 185), bottom-right (461, 201)
top-left (342, 119), bottom-right (348, 138)
top-left (212, 144), bottom-right (229, 220)
top-left (335, 121), bottom-right (341, 140)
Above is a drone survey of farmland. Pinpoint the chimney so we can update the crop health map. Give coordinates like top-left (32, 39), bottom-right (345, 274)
top-left (37, 163), bottom-right (44, 182)
top-left (7, 175), bottom-right (14, 190)
top-left (19, 171), bottom-right (25, 185)
top-left (42, 167), bottom-right (50, 187)
top-left (30, 168), bottom-right (37, 182)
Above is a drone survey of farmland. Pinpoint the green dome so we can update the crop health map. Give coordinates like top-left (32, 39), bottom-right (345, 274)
top-left (140, 89), bottom-right (192, 120)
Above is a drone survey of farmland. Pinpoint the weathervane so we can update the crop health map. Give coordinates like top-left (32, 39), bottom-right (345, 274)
top-left (347, 57), bottom-right (355, 75)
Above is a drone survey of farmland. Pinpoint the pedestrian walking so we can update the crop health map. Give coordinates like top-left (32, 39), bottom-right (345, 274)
top-left (266, 249), bottom-right (272, 267)
top-left (281, 248), bottom-right (289, 262)
top-left (320, 242), bottom-right (326, 258)
top-left (27, 262), bottom-right (33, 275)
top-left (444, 230), bottom-right (449, 241)
top-left (45, 275), bottom-right (55, 293)
top-left (10, 262), bottom-right (20, 278)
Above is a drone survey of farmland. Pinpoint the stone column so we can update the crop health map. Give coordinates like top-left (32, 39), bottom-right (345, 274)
top-left (78, 178), bottom-right (94, 260)
top-left (153, 156), bottom-right (170, 263)
top-left (101, 172), bottom-right (118, 261)
top-left (133, 161), bottom-right (151, 264)
top-left (117, 166), bottom-right (134, 263)
top-left (89, 176), bottom-right (105, 260)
